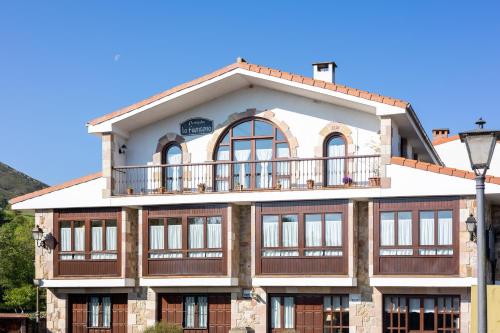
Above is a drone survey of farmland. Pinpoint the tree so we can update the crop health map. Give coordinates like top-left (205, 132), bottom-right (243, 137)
top-left (3, 284), bottom-right (35, 313)
top-left (0, 208), bottom-right (36, 312)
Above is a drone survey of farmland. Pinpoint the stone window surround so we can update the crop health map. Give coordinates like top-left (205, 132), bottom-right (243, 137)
top-left (153, 133), bottom-right (191, 165)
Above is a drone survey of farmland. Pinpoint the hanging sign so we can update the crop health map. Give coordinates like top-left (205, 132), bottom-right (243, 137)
top-left (180, 118), bottom-right (214, 136)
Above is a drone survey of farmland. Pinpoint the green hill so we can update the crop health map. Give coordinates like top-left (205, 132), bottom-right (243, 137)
top-left (0, 162), bottom-right (47, 207)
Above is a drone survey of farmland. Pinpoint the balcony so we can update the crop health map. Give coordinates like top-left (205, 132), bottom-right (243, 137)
top-left (112, 155), bottom-right (380, 196)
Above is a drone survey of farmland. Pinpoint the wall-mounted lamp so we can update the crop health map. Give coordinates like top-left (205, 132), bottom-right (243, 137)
top-left (31, 225), bottom-right (53, 252)
top-left (466, 214), bottom-right (477, 242)
top-left (118, 144), bottom-right (127, 154)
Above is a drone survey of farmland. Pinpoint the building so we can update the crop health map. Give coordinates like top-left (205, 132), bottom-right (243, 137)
top-left (10, 59), bottom-right (500, 333)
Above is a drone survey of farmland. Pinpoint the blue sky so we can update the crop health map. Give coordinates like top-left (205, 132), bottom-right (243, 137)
top-left (1, 1), bottom-right (499, 185)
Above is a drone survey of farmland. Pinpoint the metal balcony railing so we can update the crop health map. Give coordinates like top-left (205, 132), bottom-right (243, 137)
top-left (112, 155), bottom-right (380, 196)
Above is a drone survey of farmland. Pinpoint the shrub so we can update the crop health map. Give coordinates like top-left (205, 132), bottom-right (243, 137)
top-left (143, 322), bottom-right (183, 333)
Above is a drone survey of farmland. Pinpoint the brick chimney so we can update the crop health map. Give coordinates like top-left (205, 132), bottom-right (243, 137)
top-left (432, 128), bottom-right (450, 141)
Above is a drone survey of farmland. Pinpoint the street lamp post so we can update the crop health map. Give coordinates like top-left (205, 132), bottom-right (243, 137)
top-left (459, 118), bottom-right (500, 333)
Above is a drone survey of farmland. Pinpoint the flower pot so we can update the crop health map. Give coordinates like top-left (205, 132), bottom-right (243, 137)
top-left (159, 186), bottom-right (166, 194)
top-left (369, 177), bottom-right (381, 187)
top-left (127, 188), bottom-right (134, 195)
top-left (306, 179), bottom-right (314, 189)
top-left (197, 184), bottom-right (206, 193)
top-left (276, 183), bottom-right (282, 190)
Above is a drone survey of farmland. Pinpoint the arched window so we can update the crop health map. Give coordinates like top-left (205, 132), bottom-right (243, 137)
top-left (163, 143), bottom-right (183, 191)
top-left (214, 118), bottom-right (290, 191)
top-left (324, 134), bottom-right (347, 186)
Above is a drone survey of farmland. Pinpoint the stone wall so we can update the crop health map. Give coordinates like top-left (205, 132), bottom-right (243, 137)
top-left (128, 287), bottom-right (156, 333)
top-left (123, 208), bottom-right (138, 279)
top-left (45, 289), bottom-right (67, 333)
top-left (35, 210), bottom-right (54, 280)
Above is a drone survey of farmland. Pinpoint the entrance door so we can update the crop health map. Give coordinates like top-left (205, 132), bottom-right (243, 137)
top-left (69, 294), bottom-right (127, 333)
top-left (158, 294), bottom-right (231, 333)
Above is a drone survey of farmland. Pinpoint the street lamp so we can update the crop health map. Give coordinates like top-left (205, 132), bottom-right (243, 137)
top-left (466, 214), bottom-right (477, 242)
top-left (459, 118), bottom-right (500, 333)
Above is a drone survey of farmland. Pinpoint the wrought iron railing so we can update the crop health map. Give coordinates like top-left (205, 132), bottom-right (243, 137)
top-left (112, 155), bottom-right (380, 195)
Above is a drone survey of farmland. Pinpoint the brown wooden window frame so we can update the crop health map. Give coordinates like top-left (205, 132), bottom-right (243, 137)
top-left (323, 295), bottom-right (350, 333)
top-left (323, 132), bottom-right (348, 187)
top-left (161, 142), bottom-right (184, 192)
top-left (373, 197), bottom-right (459, 275)
top-left (269, 295), bottom-right (296, 331)
top-left (256, 200), bottom-right (348, 275)
top-left (143, 204), bottom-right (228, 276)
top-left (87, 295), bottom-right (112, 329)
top-left (183, 295), bottom-right (208, 329)
top-left (213, 117), bottom-right (291, 191)
top-left (69, 293), bottom-right (127, 332)
top-left (383, 294), bottom-right (460, 333)
top-left (90, 219), bottom-right (119, 260)
top-left (54, 209), bottom-right (121, 277)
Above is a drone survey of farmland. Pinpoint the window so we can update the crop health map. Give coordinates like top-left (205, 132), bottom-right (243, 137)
top-left (325, 134), bottom-right (347, 186)
top-left (59, 221), bottom-right (85, 260)
top-left (88, 296), bottom-right (112, 328)
top-left (323, 295), bottom-right (349, 333)
top-left (184, 296), bottom-right (208, 329)
top-left (262, 215), bottom-right (298, 257)
top-left (214, 118), bottom-right (291, 190)
top-left (419, 210), bottom-right (453, 255)
top-left (305, 213), bottom-right (343, 256)
top-left (384, 295), bottom-right (460, 333)
top-left (378, 208), bottom-right (454, 257)
top-left (379, 211), bottom-right (413, 256)
top-left (147, 215), bottom-right (223, 259)
top-left (270, 296), bottom-right (295, 329)
top-left (163, 144), bottom-right (183, 191)
top-left (91, 220), bottom-right (117, 259)
top-left (261, 212), bottom-right (343, 258)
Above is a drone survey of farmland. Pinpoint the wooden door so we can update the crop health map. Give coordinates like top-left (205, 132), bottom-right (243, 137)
top-left (208, 295), bottom-right (231, 333)
top-left (295, 295), bottom-right (323, 333)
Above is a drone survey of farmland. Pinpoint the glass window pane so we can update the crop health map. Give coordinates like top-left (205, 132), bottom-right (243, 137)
top-left (325, 213), bottom-right (342, 247)
top-left (73, 221), bottom-right (85, 252)
top-left (438, 210), bottom-right (453, 245)
top-left (305, 214), bottom-right (322, 247)
top-left (198, 296), bottom-right (208, 328)
top-left (276, 129), bottom-right (285, 141)
top-left (263, 216), bottom-right (279, 248)
top-left (207, 217), bottom-right (222, 249)
top-left (282, 215), bottom-right (298, 247)
top-left (188, 217), bottom-right (205, 249)
top-left (185, 296), bottom-right (195, 328)
top-left (327, 136), bottom-right (346, 157)
top-left (166, 145), bottom-right (182, 164)
top-left (271, 297), bottom-right (281, 328)
top-left (254, 120), bottom-right (273, 136)
top-left (221, 132), bottom-right (229, 144)
top-left (232, 121), bottom-right (252, 137)
top-left (283, 297), bottom-right (295, 328)
top-left (216, 145), bottom-right (230, 161)
top-left (420, 211), bottom-right (435, 245)
top-left (102, 297), bottom-right (111, 327)
top-left (423, 298), bottom-right (435, 330)
top-left (167, 218), bottom-right (182, 250)
top-left (398, 212), bottom-right (412, 246)
top-left (149, 219), bottom-right (164, 250)
top-left (380, 212), bottom-right (395, 246)
top-left (89, 296), bottom-right (99, 327)
top-left (105, 221), bottom-right (117, 251)
top-left (60, 222), bottom-right (72, 252)
top-left (276, 143), bottom-right (290, 158)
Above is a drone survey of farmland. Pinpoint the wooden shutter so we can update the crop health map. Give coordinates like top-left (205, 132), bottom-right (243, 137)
top-left (111, 294), bottom-right (128, 333)
top-left (159, 294), bottom-right (184, 326)
top-left (208, 295), bottom-right (231, 333)
top-left (69, 295), bottom-right (87, 333)
top-left (295, 295), bottom-right (323, 333)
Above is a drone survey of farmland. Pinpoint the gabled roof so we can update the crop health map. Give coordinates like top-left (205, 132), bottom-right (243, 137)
top-left (391, 156), bottom-right (500, 185)
top-left (87, 60), bottom-right (410, 126)
top-left (8, 172), bottom-right (102, 205)
top-left (432, 135), bottom-right (460, 146)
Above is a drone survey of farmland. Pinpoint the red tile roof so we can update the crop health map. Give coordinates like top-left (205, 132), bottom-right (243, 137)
top-left (88, 61), bottom-right (410, 126)
top-left (391, 157), bottom-right (500, 185)
top-left (9, 172), bottom-right (102, 205)
top-left (432, 135), bottom-right (460, 146)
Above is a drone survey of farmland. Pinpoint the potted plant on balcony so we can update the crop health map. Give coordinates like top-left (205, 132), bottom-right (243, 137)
top-left (158, 186), bottom-right (166, 194)
top-left (275, 181), bottom-right (282, 190)
top-left (368, 168), bottom-right (381, 187)
top-left (342, 175), bottom-right (353, 187)
top-left (127, 186), bottom-right (134, 195)
top-left (306, 179), bottom-right (315, 189)
top-left (197, 183), bottom-right (206, 193)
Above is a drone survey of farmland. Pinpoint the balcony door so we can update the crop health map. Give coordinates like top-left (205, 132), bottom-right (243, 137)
top-left (325, 134), bottom-right (347, 186)
top-left (215, 118), bottom-right (290, 191)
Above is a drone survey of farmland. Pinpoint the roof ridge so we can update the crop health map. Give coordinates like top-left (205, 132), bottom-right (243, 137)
top-left (390, 156), bottom-right (500, 185)
top-left (9, 172), bottom-right (102, 205)
top-left (87, 61), bottom-right (410, 126)
top-left (432, 134), bottom-right (460, 146)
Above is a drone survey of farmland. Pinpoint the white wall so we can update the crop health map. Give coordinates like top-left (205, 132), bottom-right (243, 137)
top-left (391, 123), bottom-right (401, 157)
top-left (435, 140), bottom-right (500, 176)
top-left (125, 86), bottom-right (381, 166)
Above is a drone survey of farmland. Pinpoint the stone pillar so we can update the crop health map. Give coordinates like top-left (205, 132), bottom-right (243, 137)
top-left (35, 210), bottom-right (54, 280)
top-left (122, 208), bottom-right (138, 279)
top-left (379, 117), bottom-right (392, 187)
top-left (128, 287), bottom-right (155, 333)
top-left (102, 133), bottom-right (114, 198)
top-left (46, 289), bottom-right (68, 333)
